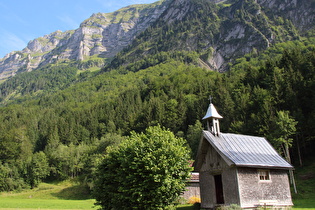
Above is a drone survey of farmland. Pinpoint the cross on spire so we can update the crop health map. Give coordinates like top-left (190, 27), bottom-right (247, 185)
top-left (209, 95), bottom-right (213, 104)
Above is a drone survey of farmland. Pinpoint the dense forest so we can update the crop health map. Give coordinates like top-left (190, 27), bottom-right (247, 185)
top-left (0, 38), bottom-right (314, 192)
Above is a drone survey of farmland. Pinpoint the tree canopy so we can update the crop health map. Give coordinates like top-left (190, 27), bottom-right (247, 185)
top-left (93, 125), bottom-right (192, 210)
top-left (0, 38), bottom-right (314, 191)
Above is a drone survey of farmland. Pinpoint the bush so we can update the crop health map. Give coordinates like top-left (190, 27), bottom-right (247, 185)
top-left (0, 162), bottom-right (26, 192)
top-left (93, 125), bottom-right (193, 210)
top-left (188, 196), bottom-right (201, 204)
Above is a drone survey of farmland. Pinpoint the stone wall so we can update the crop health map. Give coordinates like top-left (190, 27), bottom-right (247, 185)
top-left (237, 167), bottom-right (293, 208)
top-left (182, 182), bottom-right (200, 201)
top-left (199, 171), bottom-right (216, 209)
top-left (222, 167), bottom-right (240, 206)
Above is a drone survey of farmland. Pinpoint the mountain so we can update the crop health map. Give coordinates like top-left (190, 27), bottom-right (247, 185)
top-left (0, 0), bottom-right (170, 80)
top-left (109, 0), bottom-right (314, 71)
top-left (0, 0), bottom-right (314, 80)
top-left (0, 0), bottom-right (315, 194)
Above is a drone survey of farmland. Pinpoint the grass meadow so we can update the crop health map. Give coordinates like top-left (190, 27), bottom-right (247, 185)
top-left (291, 156), bottom-right (315, 210)
top-left (0, 157), bottom-right (314, 210)
top-left (0, 181), bottom-right (95, 210)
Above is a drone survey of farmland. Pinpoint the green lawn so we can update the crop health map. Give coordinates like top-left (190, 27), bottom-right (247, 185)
top-left (291, 156), bottom-right (315, 210)
top-left (0, 181), bottom-right (95, 210)
top-left (0, 198), bottom-right (94, 209)
top-left (0, 157), bottom-right (314, 210)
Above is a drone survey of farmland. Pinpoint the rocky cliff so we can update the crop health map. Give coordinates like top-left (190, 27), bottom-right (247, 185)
top-left (108, 0), bottom-right (314, 71)
top-left (258, 0), bottom-right (315, 32)
top-left (0, 0), bottom-right (170, 80)
top-left (0, 0), bottom-right (314, 80)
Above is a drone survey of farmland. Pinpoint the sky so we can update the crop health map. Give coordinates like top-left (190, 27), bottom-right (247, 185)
top-left (0, 0), bottom-right (158, 58)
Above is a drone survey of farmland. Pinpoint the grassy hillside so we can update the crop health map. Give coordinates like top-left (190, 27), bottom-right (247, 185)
top-left (292, 155), bottom-right (315, 209)
top-left (0, 158), bottom-right (314, 210)
top-left (0, 181), bottom-right (94, 209)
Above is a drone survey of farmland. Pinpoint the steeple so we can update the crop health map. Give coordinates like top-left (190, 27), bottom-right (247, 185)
top-left (202, 97), bottom-right (223, 136)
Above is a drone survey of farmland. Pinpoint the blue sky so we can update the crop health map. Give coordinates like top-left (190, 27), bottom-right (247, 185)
top-left (0, 0), bottom-right (158, 58)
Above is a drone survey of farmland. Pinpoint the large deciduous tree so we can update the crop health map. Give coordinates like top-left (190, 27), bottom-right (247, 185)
top-left (272, 110), bottom-right (297, 163)
top-left (27, 151), bottom-right (49, 188)
top-left (93, 125), bottom-right (192, 210)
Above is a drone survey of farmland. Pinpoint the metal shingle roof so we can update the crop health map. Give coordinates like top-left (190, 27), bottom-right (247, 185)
top-left (203, 130), bottom-right (293, 169)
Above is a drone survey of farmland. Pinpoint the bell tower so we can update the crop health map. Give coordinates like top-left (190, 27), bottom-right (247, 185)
top-left (202, 97), bottom-right (223, 136)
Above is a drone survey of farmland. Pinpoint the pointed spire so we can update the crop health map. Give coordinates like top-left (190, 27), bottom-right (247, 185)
top-left (202, 96), bottom-right (223, 120)
top-left (202, 96), bottom-right (223, 136)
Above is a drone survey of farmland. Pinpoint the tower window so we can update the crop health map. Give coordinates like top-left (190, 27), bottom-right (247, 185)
top-left (259, 170), bottom-right (270, 181)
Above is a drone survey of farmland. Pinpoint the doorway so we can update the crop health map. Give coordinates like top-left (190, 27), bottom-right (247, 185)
top-left (214, 174), bottom-right (224, 204)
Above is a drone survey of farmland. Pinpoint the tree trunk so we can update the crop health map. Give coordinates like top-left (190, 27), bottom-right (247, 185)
top-left (284, 143), bottom-right (297, 194)
top-left (296, 134), bottom-right (303, 166)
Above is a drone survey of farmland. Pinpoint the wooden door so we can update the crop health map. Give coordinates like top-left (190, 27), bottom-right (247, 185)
top-left (214, 174), bottom-right (224, 204)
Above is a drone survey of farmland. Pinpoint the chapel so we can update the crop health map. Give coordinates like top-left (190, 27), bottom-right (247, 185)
top-left (194, 101), bottom-right (293, 209)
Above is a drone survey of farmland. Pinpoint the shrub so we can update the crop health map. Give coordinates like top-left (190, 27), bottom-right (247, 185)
top-left (188, 196), bottom-right (201, 204)
top-left (93, 125), bottom-right (193, 210)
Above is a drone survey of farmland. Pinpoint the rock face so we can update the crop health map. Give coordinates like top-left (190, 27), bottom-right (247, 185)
top-left (0, 0), bottom-right (314, 79)
top-left (257, 0), bottom-right (315, 31)
top-left (0, 0), bottom-right (170, 80)
top-left (158, 0), bottom-right (314, 71)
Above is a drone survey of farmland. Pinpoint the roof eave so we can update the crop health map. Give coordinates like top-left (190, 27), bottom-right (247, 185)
top-left (235, 164), bottom-right (294, 170)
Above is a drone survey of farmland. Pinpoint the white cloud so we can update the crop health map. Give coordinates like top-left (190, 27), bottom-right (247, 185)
top-left (57, 15), bottom-right (80, 30)
top-left (77, 0), bottom-right (158, 16)
top-left (0, 30), bottom-right (28, 57)
top-left (95, 0), bottom-right (118, 11)
top-left (126, 0), bottom-right (157, 5)
top-left (95, 0), bottom-right (155, 12)
top-left (0, 2), bottom-right (28, 26)
top-left (130, 0), bottom-right (150, 4)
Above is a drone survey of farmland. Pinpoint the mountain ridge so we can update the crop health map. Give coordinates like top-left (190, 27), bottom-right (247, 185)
top-left (108, 0), bottom-right (312, 71)
top-left (0, 0), bottom-right (314, 80)
top-left (0, 0), bottom-right (171, 80)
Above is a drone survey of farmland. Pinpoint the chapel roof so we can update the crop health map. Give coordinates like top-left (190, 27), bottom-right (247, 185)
top-left (196, 131), bottom-right (293, 170)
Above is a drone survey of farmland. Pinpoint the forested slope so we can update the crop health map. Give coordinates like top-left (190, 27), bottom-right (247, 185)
top-left (0, 38), bottom-right (315, 191)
